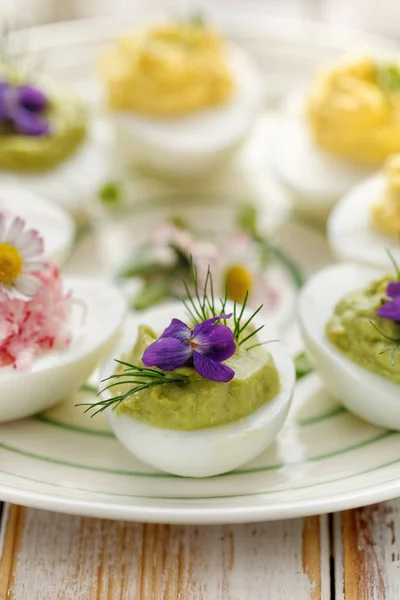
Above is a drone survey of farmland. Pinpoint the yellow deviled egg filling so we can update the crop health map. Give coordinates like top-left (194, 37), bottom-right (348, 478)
top-left (114, 324), bottom-right (280, 431)
top-left (307, 56), bottom-right (400, 165)
top-left (371, 154), bottom-right (400, 236)
top-left (101, 21), bottom-right (235, 117)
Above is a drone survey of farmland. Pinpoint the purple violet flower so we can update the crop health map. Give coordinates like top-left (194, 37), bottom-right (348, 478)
top-left (0, 80), bottom-right (50, 136)
top-left (142, 314), bottom-right (237, 383)
top-left (376, 281), bottom-right (400, 322)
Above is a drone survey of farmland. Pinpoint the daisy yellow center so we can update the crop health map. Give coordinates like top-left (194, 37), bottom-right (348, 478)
top-left (225, 264), bottom-right (253, 303)
top-left (0, 243), bottom-right (23, 283)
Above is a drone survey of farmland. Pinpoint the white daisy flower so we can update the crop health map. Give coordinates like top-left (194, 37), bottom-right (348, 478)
top-left (0, 213), bottom-right (46, 301)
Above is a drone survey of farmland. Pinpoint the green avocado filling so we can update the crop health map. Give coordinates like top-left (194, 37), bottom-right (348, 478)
top-left (326, 276), bottom-right (400, 384)
top-left (0, 96), bottom-right (87, 171)
top-left (114, 324), bottom-right (280, 430)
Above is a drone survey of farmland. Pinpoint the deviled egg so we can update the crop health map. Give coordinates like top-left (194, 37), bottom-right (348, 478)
top-left (0, 214), bottom-right (126, 422)
top-left (298, 262), bottom-right (400, 429)
top-left (273, 56), bottom-right (400, 218)
top-left (95, 295), bottom-right (294, 478)
top-left (328, 154), bottom-right (400, 269)
top-left (1, 183), bottom-right (75, 267)
top-left (101, 19), bottom-right (263, 178)
top-left (0, 74), bottom-right (110, 218)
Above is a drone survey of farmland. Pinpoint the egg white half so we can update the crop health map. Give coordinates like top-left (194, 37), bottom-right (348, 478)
top-left (298, 263), bottom-right (400, 430)
top-left (0, 120), bottom-right (111, 218)
top-left (109, 44), bottom-right (264, 178)
top-left (272, 117), bottom-right (374, 218)
top-left (0, 183), bottom-right (75, 267)
top-left (328, 173), bottom-right (400, 270)
top-left (0, 277), bottom-right (127, 423)
top-left (100, 302), bottom-right (295, 478)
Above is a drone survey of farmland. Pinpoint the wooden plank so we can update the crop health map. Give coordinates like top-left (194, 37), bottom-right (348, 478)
top-left (0, 505), bottom-right (330, 600)
top-left (334, 499), bottom-right (400, 600)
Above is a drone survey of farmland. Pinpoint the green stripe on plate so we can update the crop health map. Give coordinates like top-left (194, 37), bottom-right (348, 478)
top-left (0, 431), bottom-right (393, 480)
top-left (34, 402), bottom-right (346, 438)
top-left (35, 415), bottom-right (114, 438)
top-left (0, 446), bottom-right (399, 501)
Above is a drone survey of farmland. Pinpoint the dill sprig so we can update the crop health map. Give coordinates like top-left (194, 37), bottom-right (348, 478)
top-left (386, 247), bottom-right (400, 281)
top-left (369, 321), bottom-right (400, 367)
top-left (179, 257), bottom-right (271, 349)
top-left (76, 360), bottom-right (188, 418)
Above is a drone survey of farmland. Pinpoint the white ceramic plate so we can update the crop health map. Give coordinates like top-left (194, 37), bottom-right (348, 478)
top-left (0, 15), bottom-right (399, 523)
top-left (0, 183), bottom-right (75, 267)
top-left (1, 218), bottom-right (393, 525)
top-left (328, 174), bottom-right (400, 270)
top-left (1, 365), bottom-right (399, 523)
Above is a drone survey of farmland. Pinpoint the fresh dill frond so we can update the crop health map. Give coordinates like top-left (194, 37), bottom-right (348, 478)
top-left (386, 247), bottom-right (400, 281)
top-left (75, 361), bottom-right (188, 417)
top-left (179, 257), bottom-right (272, 347)
top-left (235, 303), bottom-right (264, 345)
top-left (180, 256), bottom-right (220, 324)
top-left (245, 339), bottom-right (279, 352)
top-left (369, 320), bottom-right (400, 367)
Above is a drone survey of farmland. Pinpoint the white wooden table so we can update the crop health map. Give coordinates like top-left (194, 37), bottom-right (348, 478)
top-left (1, 500), bottom-right (400, 598)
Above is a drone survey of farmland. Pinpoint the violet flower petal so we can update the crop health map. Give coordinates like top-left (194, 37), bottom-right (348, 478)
top-left (376, 297), bottom-right (400, 322)
top-left (160, 318), bottom-right (191, 342)
top-left (192, 324), bottom-right (236, 362)
top-left (18, 85), bottom-right (48, 112)
top-left (193, 351), bottom-right (235, 383)
top-left (11, 107), bottom-right (50, 136)
top-left (192, 313), bottom-right (233, 337)
top-left (142, 337), bottom-right (192, 371)
top-left (387, 281), bottom-right (400, 299)
top-left (0, 82), bottom-right (8, 120)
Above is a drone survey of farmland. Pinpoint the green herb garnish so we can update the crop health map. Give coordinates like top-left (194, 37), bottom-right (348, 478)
top-left (98, 180), bottom-right (122, 206)
top-left (377, 64), bottom-right (400, 94)
top-left (77, 361), bottom-right (188, 417)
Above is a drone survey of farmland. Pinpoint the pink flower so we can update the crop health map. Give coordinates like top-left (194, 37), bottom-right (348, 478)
top-left (0, 213), bottom-right (46, 301)
top-left (0, 262), bottom-right (72, 370)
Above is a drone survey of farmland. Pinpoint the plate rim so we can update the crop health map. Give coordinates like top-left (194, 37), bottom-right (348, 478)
top-left (1, 465), bottom-right (400, 524)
